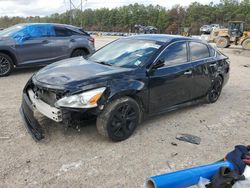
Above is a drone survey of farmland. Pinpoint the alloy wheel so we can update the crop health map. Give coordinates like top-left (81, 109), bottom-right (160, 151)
top-left (209, 78), bottom-right (223, 102)
top-left (0, 56), bottom-right (11, 76)
top-left (109, 103), bottom-right (137, 138)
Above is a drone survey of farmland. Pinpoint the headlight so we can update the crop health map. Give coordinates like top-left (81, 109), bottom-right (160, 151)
top-left (55, 87), bottom-right (106, 108)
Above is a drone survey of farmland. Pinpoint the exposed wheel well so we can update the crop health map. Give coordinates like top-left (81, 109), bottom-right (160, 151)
top-left (108, 93), bottom-right (145, 114)
top-left (0, 50), bottom-right (17, 66)
top-left (71, 48), bottom-right (90, 56)
top-left (125, 94), bottom-right (145, 115)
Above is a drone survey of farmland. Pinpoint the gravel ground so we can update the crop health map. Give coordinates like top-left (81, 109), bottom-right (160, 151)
top-left (0, 36), bottom-right (250, 188)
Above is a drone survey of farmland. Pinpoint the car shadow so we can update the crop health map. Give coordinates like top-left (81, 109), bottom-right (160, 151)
top-left (137, 102), bottom-right (206, 131)
top-left (37, 101), bottom-right (206, 143)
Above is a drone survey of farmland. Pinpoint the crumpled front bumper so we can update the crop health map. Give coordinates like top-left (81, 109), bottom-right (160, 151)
top-left (20, 88), bottom-right (62, 141)
top-left (20, 92), bottom-right (45, 141)
top-left (20, 80), bottom-right (100, 141)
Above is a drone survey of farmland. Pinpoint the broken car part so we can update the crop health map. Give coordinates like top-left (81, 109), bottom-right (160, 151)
top-left (176, 133), bottom-right (201, 145)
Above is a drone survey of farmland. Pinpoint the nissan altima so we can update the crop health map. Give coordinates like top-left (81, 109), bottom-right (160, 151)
top-left (20, 34), bottom-right (230, 141)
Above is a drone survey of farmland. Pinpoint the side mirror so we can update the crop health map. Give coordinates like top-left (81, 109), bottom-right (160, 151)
top-left (152, 58), bottom-right (165, 69)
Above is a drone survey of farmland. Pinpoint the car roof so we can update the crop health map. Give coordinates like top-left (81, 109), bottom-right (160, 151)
top-left (125, 34), bottom-right (201, 43)
top-left (18, 23), bottom-right (81, 29)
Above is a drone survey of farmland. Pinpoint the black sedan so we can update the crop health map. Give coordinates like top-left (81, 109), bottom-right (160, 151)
top-left (20, 34), bottom-right (230, 141)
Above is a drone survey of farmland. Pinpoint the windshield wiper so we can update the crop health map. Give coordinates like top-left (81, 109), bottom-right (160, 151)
top-left (95, 61), bottom-right (112, 66)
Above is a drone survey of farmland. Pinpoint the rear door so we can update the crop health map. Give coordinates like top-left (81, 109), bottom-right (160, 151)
top-left (149, 41), bottom-right (194, 113)
top-left (47, 26), bottom-right (73, 60)
top-left (188, 41), bottom-right (214, 99)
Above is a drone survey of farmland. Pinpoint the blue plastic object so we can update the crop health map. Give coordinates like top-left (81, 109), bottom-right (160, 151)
top-left (146, 161), bottom-right (234, 188)
top-left (11, 24), bottom-right (55, 44)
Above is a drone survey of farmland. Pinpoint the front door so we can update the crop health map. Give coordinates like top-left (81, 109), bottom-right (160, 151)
top-left (149, 41), bottom-right (194, 113)
top-left (14, 24), bottom-right (57, 65)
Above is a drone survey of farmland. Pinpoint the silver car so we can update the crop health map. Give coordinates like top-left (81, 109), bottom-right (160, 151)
top-left (0, 23), bottom-right (95, 76)
top-left (200, 25), bottom-right (212, 34)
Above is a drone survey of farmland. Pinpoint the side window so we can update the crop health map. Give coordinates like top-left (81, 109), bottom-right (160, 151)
top-left (189, 42), bottom-right (210, 61)
top-left (19, 24), bottom-right (55, 38)
top-left (160, 41), bottom-right (188, 66)
top-left (54, 27), bottom-right (72, 37)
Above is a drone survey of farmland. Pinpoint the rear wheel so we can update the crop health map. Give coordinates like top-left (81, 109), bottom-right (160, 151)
top-left (0, 53), bottom-right (14, 77)
top-left (242, 38), bottom-right (250, 50)
top-left (216, 37), bottom-right (230, 48)
top-left (96, 97), bottom-right (141, 141)
top-left (206, 76), bottom-right (223, 103)
top-left (71, 49), bottom-right (88, 57)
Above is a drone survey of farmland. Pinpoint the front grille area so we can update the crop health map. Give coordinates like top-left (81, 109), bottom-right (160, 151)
top-left (36, 88), bottom-right (57, 106)
top-left (30, 84), bottom-right (64, 107)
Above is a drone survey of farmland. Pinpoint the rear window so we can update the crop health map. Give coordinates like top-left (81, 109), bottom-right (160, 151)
top-left (54, 26), bottom-right (72, 37)
top-left (78, 28), bottom-right (89, 36)
top-left (189, 42), bottom-right (210, 61)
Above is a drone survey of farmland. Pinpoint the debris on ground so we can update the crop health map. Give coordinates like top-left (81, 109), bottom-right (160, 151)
top-left (176, 133), bottom-right (201, 145)
top-left (243, 64), bottom-right (250, 67)
top-left (171, 152), bottom-right (178, 157)
top-left (171, 142), bottom-right (178, 146)
top-left (200, 120), bottom-right (206, 123)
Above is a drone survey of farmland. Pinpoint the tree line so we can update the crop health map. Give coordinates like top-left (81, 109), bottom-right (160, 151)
top-left (0, 0), bottom-right (250, 35)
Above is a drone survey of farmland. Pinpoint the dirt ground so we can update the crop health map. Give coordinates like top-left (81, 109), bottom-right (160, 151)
top-left (0, 36), bottom-right (250, 188)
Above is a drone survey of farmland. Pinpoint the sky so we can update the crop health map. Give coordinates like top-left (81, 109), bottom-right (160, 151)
top-left (0, 0), bottom-right (221, 17)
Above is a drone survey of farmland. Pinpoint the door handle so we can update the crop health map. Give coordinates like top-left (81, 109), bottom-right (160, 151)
top-left (184, 70), bottom-right (192, 75)
top-left (42, 40), bottom-right (49, 43)
top-left (70, 39), bottom-right (76, 42)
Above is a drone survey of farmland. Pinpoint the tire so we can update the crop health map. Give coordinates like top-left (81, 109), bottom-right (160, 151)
top-left (206, 76), bottom-right (223, 103)
top-left (96, 97), bottom-right (141, 141)
top-left (71, 49), bottom-right (87, 57)
top-left (242, 38), bottom-right (250, 50)
top-left (0, 53), bottom-right (14, 77)
top-left (216, 37), bottom-right (230, 48)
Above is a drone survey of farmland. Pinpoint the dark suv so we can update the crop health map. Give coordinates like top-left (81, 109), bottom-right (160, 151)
top-left (0, 23), bottom-right (95, 76)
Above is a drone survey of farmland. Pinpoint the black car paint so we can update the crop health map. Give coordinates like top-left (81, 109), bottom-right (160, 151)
top-left (20, 35), bottom-right (229, 140)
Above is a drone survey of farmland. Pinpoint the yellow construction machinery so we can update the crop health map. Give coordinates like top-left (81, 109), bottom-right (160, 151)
top-left (210, 21), bottom-right (250, 50)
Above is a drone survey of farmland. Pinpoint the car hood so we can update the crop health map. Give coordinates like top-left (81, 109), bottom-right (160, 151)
top-left (33, 57), bottom-right (133, 89)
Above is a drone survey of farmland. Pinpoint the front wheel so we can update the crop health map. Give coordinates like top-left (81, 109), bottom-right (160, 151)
top-left (96, 97), bottom-right (141, 141)
top-left (206, 76), bottom-right (223, 103)
top-left (0, 53), bottom-right (14, 77)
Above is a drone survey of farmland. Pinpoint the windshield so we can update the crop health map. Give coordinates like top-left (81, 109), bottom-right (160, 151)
top-left (88, 39), bottom-right (162, 68)
top-left (0, 24), bottom-right (25, 37)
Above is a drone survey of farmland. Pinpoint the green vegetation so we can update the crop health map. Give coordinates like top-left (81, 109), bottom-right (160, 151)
top-left (0, 0), bottom-right (249, 34)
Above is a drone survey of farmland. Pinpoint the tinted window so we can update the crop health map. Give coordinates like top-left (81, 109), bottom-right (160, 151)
top-left (189, 42), bottom-right (210, 61)
top-left (54, 27), bottom-right (72, 37)
top-left (160, 41), bottom-right (188, 66)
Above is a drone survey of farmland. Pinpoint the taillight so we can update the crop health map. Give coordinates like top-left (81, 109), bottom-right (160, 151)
top-left (88, 37), bottom-right (95, 45)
